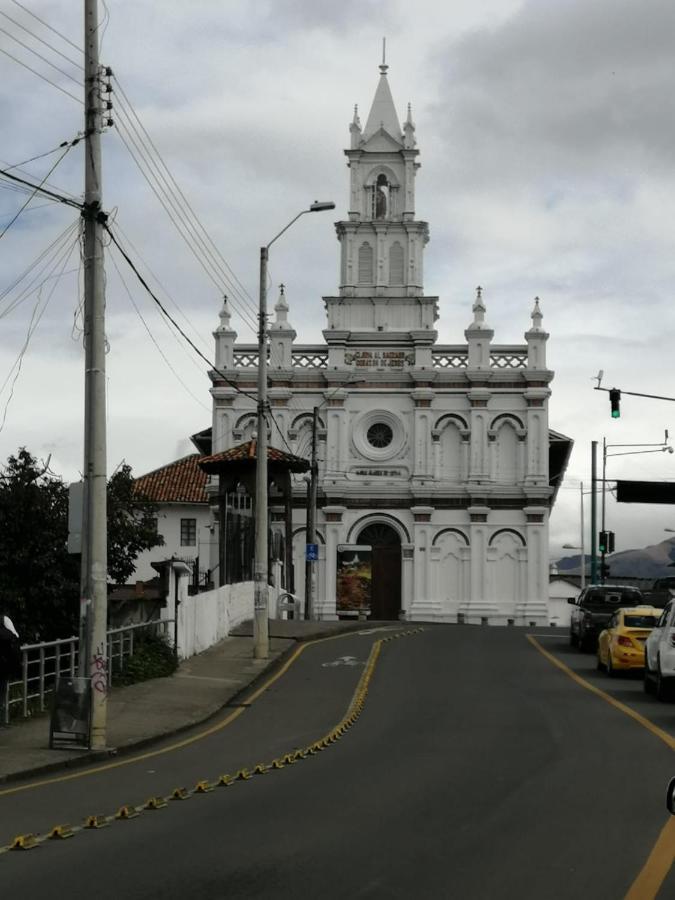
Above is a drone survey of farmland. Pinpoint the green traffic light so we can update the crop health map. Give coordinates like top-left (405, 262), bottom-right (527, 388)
top-left (611, 409), bottom-right (620, 418)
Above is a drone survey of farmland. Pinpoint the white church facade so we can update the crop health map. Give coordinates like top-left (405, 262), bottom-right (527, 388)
top-left (206, 63), bottom-right (571, 625)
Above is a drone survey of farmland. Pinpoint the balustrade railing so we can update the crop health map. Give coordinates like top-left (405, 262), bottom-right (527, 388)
top-left (2, 618), bottom-right (174, 724)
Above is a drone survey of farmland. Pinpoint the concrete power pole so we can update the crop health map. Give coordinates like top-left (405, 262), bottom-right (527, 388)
top-left (81, 0), bottom-right (108, 749)
top-left (253, 246), bottom-right (270, 660)
top-left (304, 406), bottom-right (318, 620)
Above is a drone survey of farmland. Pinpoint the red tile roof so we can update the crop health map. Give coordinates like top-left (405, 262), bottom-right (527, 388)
top-left (134, 454), bottom-right (208, 504)
top-left (198, 440), bottom-right (309, 472)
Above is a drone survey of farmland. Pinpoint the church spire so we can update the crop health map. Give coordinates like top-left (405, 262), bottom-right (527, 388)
top-left (363, 44), bottom-right (403, 142)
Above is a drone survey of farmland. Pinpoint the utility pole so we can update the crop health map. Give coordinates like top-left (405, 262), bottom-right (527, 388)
top-left (81, 0), bottom-right (108, 748)
top-left (253, 245), bottom-right (269, 660)
top-left (304, 406), bottom-right (319, 620)
top-left (590, 441), bottom-right (598, 584)
top-left (601, 437), bottom-right (607, 584)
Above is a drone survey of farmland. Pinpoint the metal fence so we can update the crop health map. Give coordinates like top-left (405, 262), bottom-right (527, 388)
top-left (2, 618), bottom-right (174, 724)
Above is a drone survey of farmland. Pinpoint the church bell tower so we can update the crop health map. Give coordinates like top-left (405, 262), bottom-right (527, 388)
top-left (324, 59), bottom-right (438, 356)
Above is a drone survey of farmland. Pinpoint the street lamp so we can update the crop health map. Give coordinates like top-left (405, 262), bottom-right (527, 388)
top-left (254, 200), bottom-right (335, 660)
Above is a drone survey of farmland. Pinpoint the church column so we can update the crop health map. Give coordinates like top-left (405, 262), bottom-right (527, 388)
top-left (409, 507), bottom-right (438, 619)
top-left (320, 506), bottom-right (346, 620)
top-left (400, 543), bottom-right (414, 619)
top-left (411, 390), bottom-right (434, 478)
top-left (461, 506), bottom-right (498, 623)
top-left (516, 507), bottom-right (549, 625)
top-left (523, 392), bottom-right (549, 484)
top-left (467, 391), bottom-right (491, 481)
top-left (324, 390), bottom-right (348, 477)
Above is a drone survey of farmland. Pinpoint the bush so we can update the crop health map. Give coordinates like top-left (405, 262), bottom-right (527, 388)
top-left (113, 633), bottom-right (177, 686)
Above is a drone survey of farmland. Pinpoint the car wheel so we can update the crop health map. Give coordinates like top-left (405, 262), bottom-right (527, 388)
top-left (606, 653), bottom-right (615, 678)
top-left (656, 660), bottom-right (672, 702)
top-left (596, 654), bottom-right (604, 671)
top-left (644, 658), bottom-right (655, 694)
top-left (579, 630), bottom-right (592, 653)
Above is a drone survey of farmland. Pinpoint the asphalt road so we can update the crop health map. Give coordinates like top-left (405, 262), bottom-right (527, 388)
top-left (1, 625), bottom-right (674, 899)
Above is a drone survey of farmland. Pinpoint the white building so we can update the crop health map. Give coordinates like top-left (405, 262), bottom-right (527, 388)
top-left (207, 62), bottom-right (571, 624)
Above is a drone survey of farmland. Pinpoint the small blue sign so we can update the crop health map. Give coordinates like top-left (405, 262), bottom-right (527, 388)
top-left (306, 543), bottom-right (319, 562)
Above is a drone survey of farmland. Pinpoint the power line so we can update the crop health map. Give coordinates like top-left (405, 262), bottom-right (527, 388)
top-left (113, 219), bottom-right (213, 364)
top-left (0, 9), bottom-right (83, 69)
top-left (112, 75), bottom-right (259, 321)
top-left (0, 24), bottom-right (82, 85)
top-left (0, 143), bottom-right (74, 241)
top-left (108, 247), bottom-right (211, 413)
top-left (0, 219), bottom-right (80, 318)
top-left (2, 139), bottom-right (76, 173)
top-left (0, 166), bottom-right (82, 209)
top-left (112, 103), bottom-right (259, 337)
top-left (0, 231), bottom-right (78, 434)
top-left (0, 45), bottom-right (83, 104)
top-left (104, 223), bottom-right (259, 403)
top-left (10, 0), bottom-right (84, 56)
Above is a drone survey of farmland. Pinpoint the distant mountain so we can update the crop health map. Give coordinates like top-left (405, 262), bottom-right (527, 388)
top-left (556, 537), bottom-right (675, 580)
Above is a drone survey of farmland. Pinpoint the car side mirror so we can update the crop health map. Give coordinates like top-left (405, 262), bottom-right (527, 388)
top-left (666, 777), bottom-right (675, 815)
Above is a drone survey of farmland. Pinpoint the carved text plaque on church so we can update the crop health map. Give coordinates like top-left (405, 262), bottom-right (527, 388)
top-left (345, 350), bottom-right (414, 368)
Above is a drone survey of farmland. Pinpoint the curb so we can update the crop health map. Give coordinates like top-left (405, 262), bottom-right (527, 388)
top-left (0, 620), bottom-right (393, 786)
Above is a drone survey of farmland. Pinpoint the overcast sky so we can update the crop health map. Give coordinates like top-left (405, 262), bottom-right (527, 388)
top-left (2, 0), bottom-right (675, 561)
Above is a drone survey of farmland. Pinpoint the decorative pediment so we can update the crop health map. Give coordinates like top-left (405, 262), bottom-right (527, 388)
top-left (361, 128), bottom-right (403, 152)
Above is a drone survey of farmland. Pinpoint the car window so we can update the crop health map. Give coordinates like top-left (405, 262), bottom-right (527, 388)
top-left (623, 614), bottom-right (659, 628)
top-left (657, 607), bottom-right (672, 628)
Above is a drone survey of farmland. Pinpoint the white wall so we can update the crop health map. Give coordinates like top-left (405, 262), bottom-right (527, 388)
top-left (548, 577), bottom-right (580, 628)
top-left (162, 567), bottom-right (280, 660)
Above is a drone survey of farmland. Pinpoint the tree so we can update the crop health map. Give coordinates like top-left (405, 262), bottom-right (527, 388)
top-left (108, 462), bottom-right (164, 584)
top-left (0, 450), bottom-right (164, 641)
top-left (0, 449), bottom-right (79, 641)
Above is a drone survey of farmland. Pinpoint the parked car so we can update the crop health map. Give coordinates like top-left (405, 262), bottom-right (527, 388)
top-left (596, 606), bottom-right (661, 676)
top-left (569, 584), bottom-right (644, 651)
top-left (643, 576), bottom-right (675, 609)
top-left (644, 600), bottom-right (675, 700)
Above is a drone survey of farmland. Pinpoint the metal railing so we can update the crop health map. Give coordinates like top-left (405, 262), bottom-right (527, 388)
top-left (2, 618), bottom-right (174, 724)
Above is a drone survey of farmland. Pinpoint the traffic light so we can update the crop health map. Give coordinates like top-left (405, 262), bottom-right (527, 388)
top-left (609, 388), bottom-right (621, 418)
top-left (599, 531), bottom-right (608, 553)
top-left (607, 531), bottom-right (615, 554)
top-left (601, 563), bottom-right (611, 581)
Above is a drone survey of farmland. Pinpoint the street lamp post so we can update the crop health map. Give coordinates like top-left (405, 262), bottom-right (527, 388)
top-left (254, 201), bottom-right (335, 660)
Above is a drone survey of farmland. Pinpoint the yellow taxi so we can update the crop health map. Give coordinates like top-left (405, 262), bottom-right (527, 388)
top-left (597, 605), bottom-right (661, 676)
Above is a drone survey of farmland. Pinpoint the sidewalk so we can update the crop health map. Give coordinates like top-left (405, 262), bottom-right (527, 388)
top-left (0, 619), bottom-right (383, 784)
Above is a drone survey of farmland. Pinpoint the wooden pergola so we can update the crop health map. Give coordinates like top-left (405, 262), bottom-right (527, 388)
top-left (198, 440), bottom-right (309, 593)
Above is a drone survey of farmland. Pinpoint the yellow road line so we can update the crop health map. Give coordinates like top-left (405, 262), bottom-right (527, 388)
top-left (0, 630), bottom-right (371, 798)
top-left (526, 635), bottom-right (675, 751)
top-left (0, 627), bottom-right (421, 854)
top-left (527, 635), bottom-right (675, 898)
top-left (625, 818), bottom-right (675, 900)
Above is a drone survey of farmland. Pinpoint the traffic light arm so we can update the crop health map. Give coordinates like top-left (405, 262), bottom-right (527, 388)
top-left (594, 386), bottom-right (675, 403)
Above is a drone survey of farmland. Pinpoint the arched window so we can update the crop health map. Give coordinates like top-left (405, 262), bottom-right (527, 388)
top-left (389, 241), bottom-right (404, 285)
top-left (358, 242), bottom-right (373, 284)
top-left (373, 173), bottom-right (389, 219)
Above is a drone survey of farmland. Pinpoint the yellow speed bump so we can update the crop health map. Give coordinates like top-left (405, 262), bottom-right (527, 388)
top-left (194, 780), bottom-right (214, 793)
top-left (283, 753), bottom-right (296, 765)
top-left (48, 825), bottom-right (74, 840)
top-left (170, 787), bottom-right (189, 801)
top-left (144, 797), bottom-right (168, 810)
top-left (115, 805), bottom-right (140, 820)
top-left (236, 768), bottom-right (252, 781)
top-left (9, 834), bottom-right (37, 851)
top-left (217, 774), bottom-right (234, 786)
top-left (270, 759), bottom-right (285, 770)
top-left (84, 815), bottom-right (108, 829)
top-left (253, 764), bottom-right (268, 775)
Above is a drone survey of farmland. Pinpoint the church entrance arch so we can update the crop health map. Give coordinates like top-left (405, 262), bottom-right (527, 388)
top-left (356, 522), bottom-right (402, 620)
